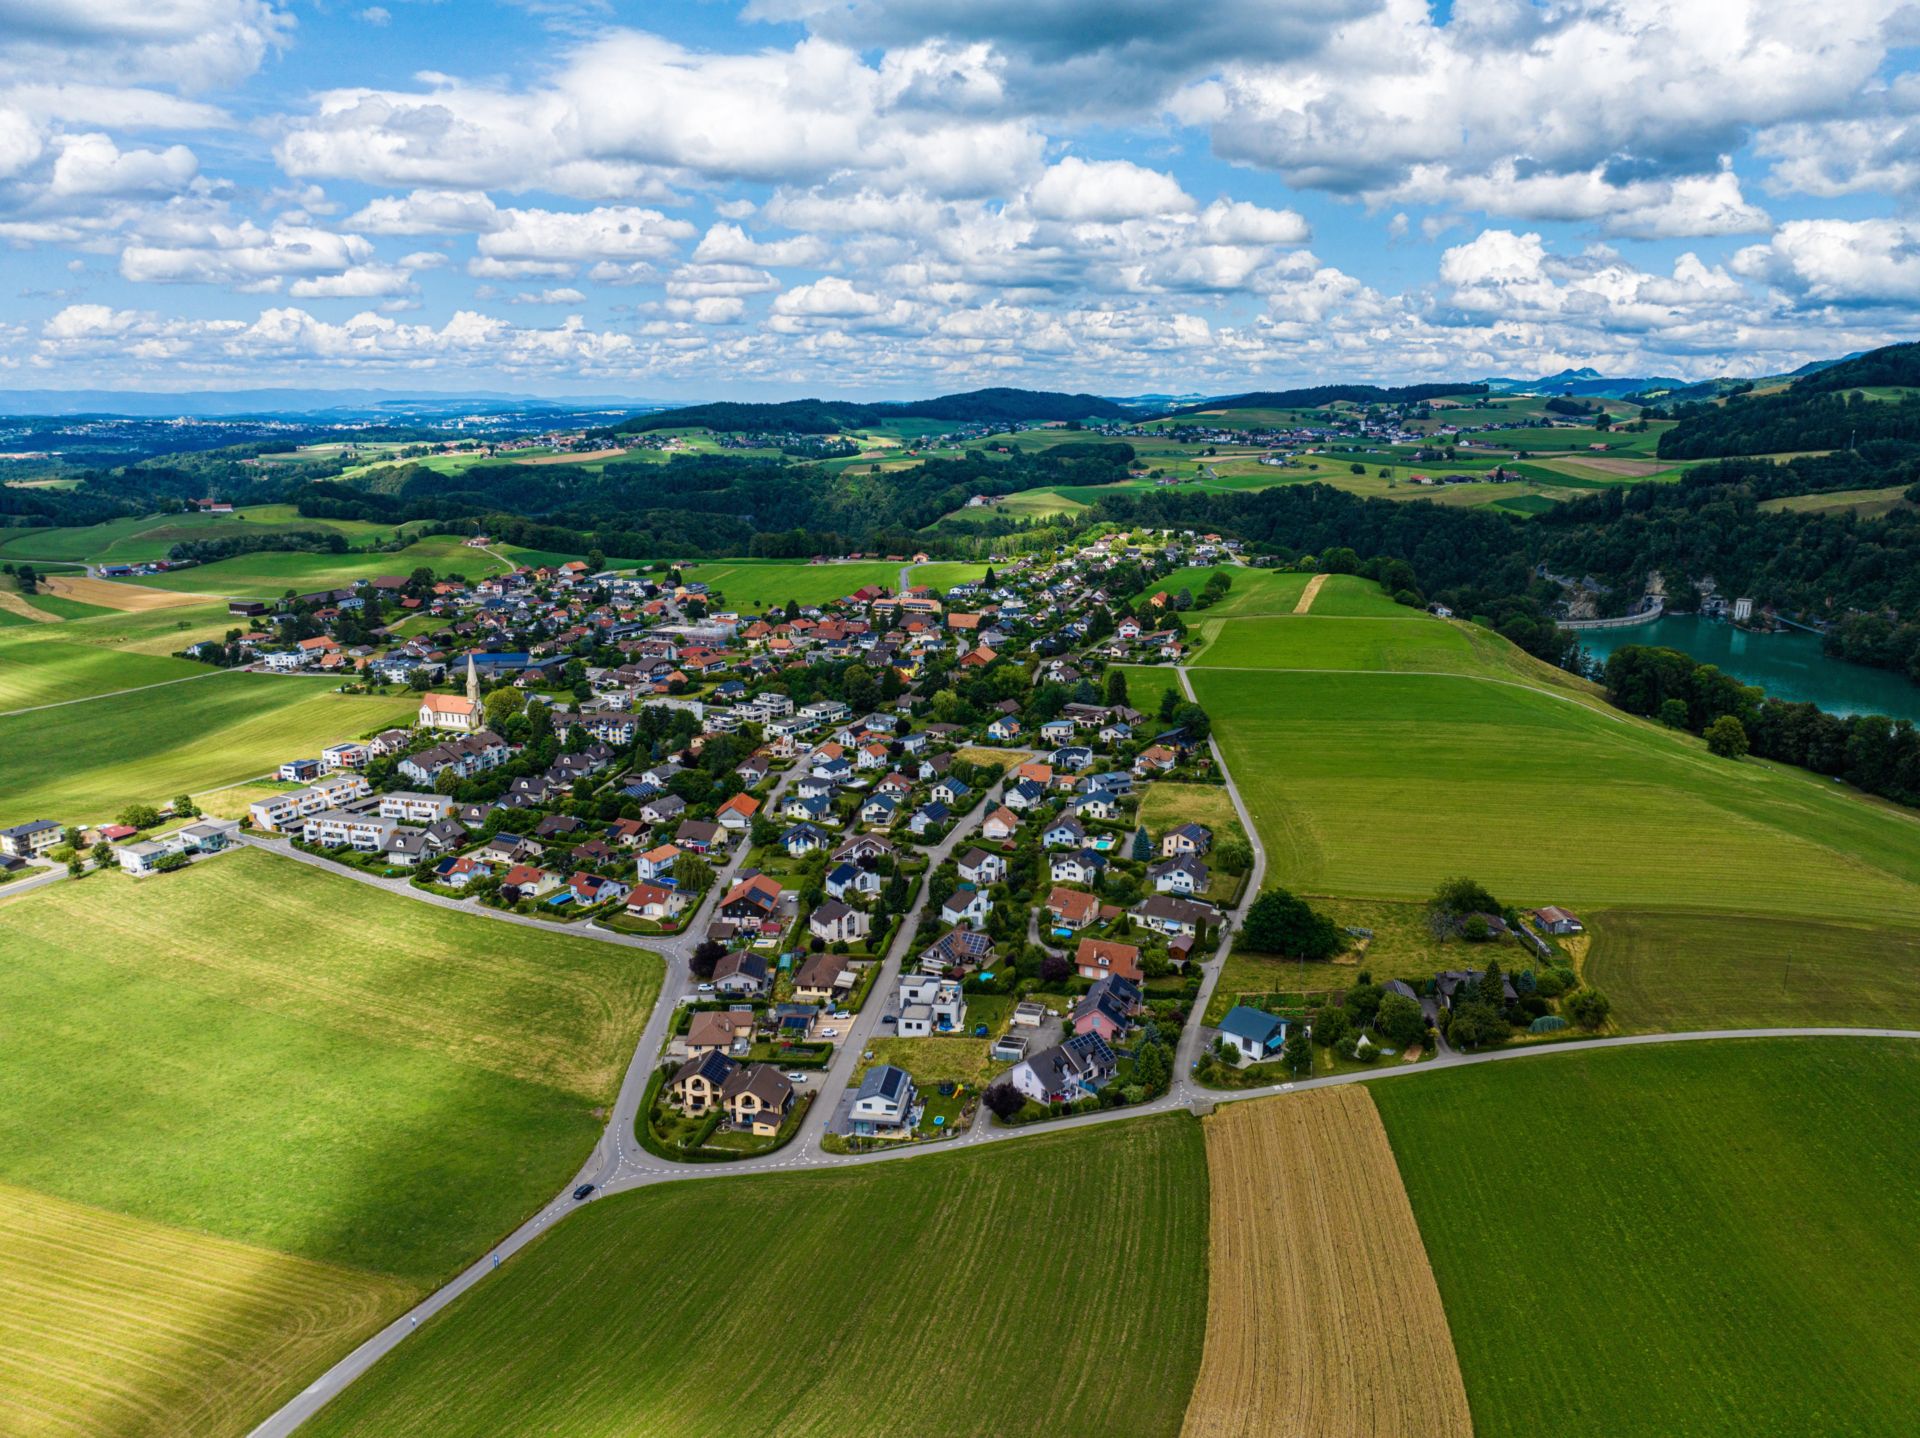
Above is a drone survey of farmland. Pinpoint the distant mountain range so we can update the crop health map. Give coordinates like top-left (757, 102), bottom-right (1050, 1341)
top-left (1482, 355), bottom-right (1863, 403)
top-left (0, 388), bottom-right (672, 419)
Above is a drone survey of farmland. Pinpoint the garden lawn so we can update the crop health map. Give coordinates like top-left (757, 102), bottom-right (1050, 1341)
top-left (0, 672), bottom-right (417, 824)
top-left (1113, 662), bottom-right (1183, 717)
top-left (1375, 1038), bottom-right (1920, 1438)
top-left (1193, 667), bottom-right (1920, 925)
top-left (304, 1115), bottom-right (1209, 1438)
top-left (1585, 909), bottom-right (1920, 1032)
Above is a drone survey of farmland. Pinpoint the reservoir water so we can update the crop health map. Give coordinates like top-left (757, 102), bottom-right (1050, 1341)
top-left (1578, 614), bottom-right (1920, 723)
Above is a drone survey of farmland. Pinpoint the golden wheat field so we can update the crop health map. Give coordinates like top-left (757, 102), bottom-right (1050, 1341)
top-left (0, 1182), bottom-right (413, 1438)
top-left (1180, 1086), bottom-right (1472, 1438)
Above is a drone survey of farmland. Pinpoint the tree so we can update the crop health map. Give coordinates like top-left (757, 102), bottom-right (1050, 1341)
top-left (66, 854), bottom-right (85, 879)
top-left (1129, 826), bottom-right (1153, 862)
top-left (1430, 875), bottom-right (1501, 917)
top-left (1445, 1000), bottom-right (1507, 1049)
top-left (1658, 697), bottom-right (1689, 729)
top-left (1313, 1006), bottom-right (1352, 1050)
top-left (675, 852), bottom-right (716, 894)
top-left (485, 686), bottom-right (525, 727)
top-left (1376, 991), bottom-right (1426, 1048)
top-left (1705, 714), bottom-right (1750, 759)
top-left (173, 794), bottom-right (199, 819)
top-left (1104, 668), bottom-right (1128, 706)
top-left (1564, 987), bottom-right (1613, 1030)
top-left (1280, 1030), bottom-right (1314, 1076)
top-left (690, 939), bottom-right (726, 980)
top-left (1214, 838), bottom-right (1253, 875)
top-left (119, 804), bottom-right (162, 831)
top-left (1241, 887), bottom-right (1344, 959)
top-left (983, 1082), bottom-right (1024, 1120)
top-left (1134, 1041), bottom-right (1170, 1094)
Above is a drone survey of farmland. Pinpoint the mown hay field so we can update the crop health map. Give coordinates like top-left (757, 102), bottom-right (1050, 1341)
top-left (0, 851), bottom-right (660, 1437)
top-left (1182, 1087), bottom-right (1470, 1438)
top-left (1194, 667), bottom-right (1920, 925)
top-left (0, 673), bottom-right (417, 824)
top-left (0, 1182), bottom-right (413, 1438)
top-left (303, 1115), bottom-right (1210, 1438)
top-left (0, 638), bottom-right (211, 710)
top-left (1586, 908), bottom-right (1920, 1031)
top-left (40, 573), bottom-right (207, 611)
top-left (1375, 1039), bottom-right (1920, 1437)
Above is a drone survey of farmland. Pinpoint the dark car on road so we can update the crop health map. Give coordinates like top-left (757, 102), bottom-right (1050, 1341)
top-left (572, 1184), bottom-right (595, 1201)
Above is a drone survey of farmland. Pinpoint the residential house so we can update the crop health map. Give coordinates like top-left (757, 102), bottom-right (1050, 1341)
top-left (809, 900), bottom-right (871, 945)
top-left (981, 806), bottom-right (1020, 842)
top-left (781, 822), bottom-right (828, 858)
top-left (667, 1051), bottom-right (737, 1115)
top-left (941, 885), bottom-right (993, 926)
top-left (675, 819), bottom-right (724, 854)
top-left (378, 791), bottom-right (457, 825)
top-left (716, 792), bottom-right (760, 832)
top-left (501, 864), bottom-right (561, 900)
top-left (635, 843), bottom-right (682, 883)
top-left (570, 872), bottom-right (630, 907)
top-left (1042, 816), bottom-right (1088, 850)
top-left (0, 820), bottom-right (62, 859)
top-left (907, 801), bottom-right (949, 836)
top-left (1050, 848), bottom-right (1107, 885)
top-left (247, 773), bottom-right (372, 833)
top-left (711, 951), bottom-right (771, 997)
top-left (686, 1008), bottom-right (755, 1058)
top-left (721, 1065), bottom-right (795, 1137)
top-left (1160, 822), bottom-right (1213, 858)
top-left (849, 1064), bottom-right (920, 1137)
top-left (1010, 1033), bottom-right (1117, 1105)
top-left (1148, 855), bottom-right (1210, 896)
top-left (1435, 970), bottom-right (1519, 1010)
top-left (825, 862), bottom-right (881, 901)
top-left (625, 882), bottom-right (688, 923)
top-left (1075, 937), bottom-right (1143, 983)
top-left (918, 926), bottom-right (994, 974)
top-left (896, 974), bottom-right (966, 1037)
top-left (792, 951), bottom-right (853, 1003)
top-left (1216, 1005), bottom-right (1287, 1063)
top-left (956, 848), bottom-right (1005, 887)
top-left (301, 810), bottom-right (398, 851)
top-left (1046, 886), bottom-right (1100, 931)
top-left (720, 872), bottom-right (785, 924)
top-left (1133, 894), bottom-right (1215, 938)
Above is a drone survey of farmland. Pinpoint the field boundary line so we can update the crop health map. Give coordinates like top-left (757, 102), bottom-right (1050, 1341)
top-left (0, 667), bottom-right (233, 717)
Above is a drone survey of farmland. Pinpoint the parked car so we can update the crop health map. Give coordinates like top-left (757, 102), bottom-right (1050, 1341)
top-left (820, 1026), bottom-right (838, 1037)
top-left (696, 983), bottom-right (714, 993)
top-left (785, 1071), bottom-right (807, 1082)
top-left (881, 1014), bottom-right (897, 1024)
top-left (572, 1184), bottom-right (595, 1201)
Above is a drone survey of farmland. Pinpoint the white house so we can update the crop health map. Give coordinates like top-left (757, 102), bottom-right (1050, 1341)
top-left (897, 974), bottom-right (966, 1037)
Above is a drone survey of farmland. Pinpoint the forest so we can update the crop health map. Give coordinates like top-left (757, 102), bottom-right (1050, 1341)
top-left (611, 386), bottom-right (1130, 434)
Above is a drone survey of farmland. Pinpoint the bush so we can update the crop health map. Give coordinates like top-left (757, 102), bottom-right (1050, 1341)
top-left (1564, 987), bottom-right (1613, 1030)
top-left (983, 1082), bottom-right (1024, 1120)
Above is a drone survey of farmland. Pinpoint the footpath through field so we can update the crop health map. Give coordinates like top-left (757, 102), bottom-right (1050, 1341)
top-left (1292, 573), bottom-right (1328, 613)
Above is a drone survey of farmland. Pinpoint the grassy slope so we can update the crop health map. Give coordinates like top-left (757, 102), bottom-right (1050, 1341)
top-left (304, 1115), bottom-right (1209, 1438)
top-left (1196, 666), bottom-right (1920, 922)
top-left (0, 509), bottom-right (416, 565)
top-left (1375, 1039), bottom-right (1920, 1438)
top-left (1585, 909), bottom-right (1920, 1031)
top-left (123, 536), bottom-right (512, 598)
top-left (0, 639), bottom-right (208, 709)
top-left (682, 558), bottom-right (903, 609)
top-left (0, 601), bottom-right (237, 656)
top-left (0, 674), bottom-right (417, 824)
top-left (0, 851), bottom-right (660, 1279)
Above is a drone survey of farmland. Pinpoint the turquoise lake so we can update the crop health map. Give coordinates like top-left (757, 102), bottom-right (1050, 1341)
top-left (1578, 614), bottom-right (1920, 723)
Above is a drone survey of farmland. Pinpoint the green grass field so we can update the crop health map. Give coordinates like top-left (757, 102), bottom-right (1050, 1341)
top-left (1111, 662), bottom-right (1182, 717)
top-left (1193, 612), bottom-right (1511, 674)
top-left (0, 850), bottom-right (660, 1437)
top-left (302, 1114), bottom-right (1208, 1438)
top-left (0, 600), bottom-right (236, 655)
top-left (1376, 1038), bottom-right (1920, 1438)
top-left (0, 673), bottom-right (417, 824)
top-left (1585, 909), bottom-right (1920, 1031)
top-left (1193, 666), bottom-right (1920, 924)
top-left (0, 639), bottom-right (213, 710)
top-left (0, 507), bottom-right (423, 566)
top-left (120, 536), bottom-right (514, 599)
top-left (682, 558), bottom-right (904, 609)
top-left (1760, 484), bottom-right (1915, 519)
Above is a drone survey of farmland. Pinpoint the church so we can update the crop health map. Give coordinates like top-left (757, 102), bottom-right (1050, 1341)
top-left (418, 655), bottom-right (485, 732)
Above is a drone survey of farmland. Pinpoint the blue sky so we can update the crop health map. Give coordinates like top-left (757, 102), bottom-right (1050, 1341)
top-left (3, 0), bottom-right (1918, 398)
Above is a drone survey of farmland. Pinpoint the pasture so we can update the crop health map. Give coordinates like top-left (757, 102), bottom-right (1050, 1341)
top-left (119, 536), bottom-right (514, 599)
top-left (1181, 1088), bottom-right (1469, 1438)
top-left (0, 850), bottom-right (659, 1436)
top-left (0, 599), bottom-right (236, 655)
top-left (1375, 1038), bottom-right (1920, 1438)
top-left (1585, 909), bottom-right (1920, 1032)
top-left (0, 639), bottom-right (211, 711)
top-left (1193, 666), bottom-right (1920, 924)
top-left (682, 558), bottom-right (902, 609)
top-left (0, 673), bottom-right (417, 824)
top-left (0, 507), bottom-right (420, 567)
top-left (1760, 484), bottom-right (1915, 519)
top-left (1111, 662), bottom-right (1183, 717)
top-left (1192, 611), bottom-right (1538, 679)
top-left (302, 1115), bottom-right (1209, 1438)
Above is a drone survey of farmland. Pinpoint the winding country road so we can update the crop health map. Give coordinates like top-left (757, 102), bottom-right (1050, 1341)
top-left (245, 674), bottom-right (1920, 1436)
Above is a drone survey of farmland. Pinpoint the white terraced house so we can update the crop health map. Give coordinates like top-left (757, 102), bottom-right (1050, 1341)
top-left (300, 810), bottom-right (398, 851)
top-left (247, 773), bottom-right (371, 832)
top-left (377, 791), bottom-right (457, 824)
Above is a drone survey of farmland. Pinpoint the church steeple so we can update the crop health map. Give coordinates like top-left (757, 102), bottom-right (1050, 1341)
top-left (466, 653), bottom-right (480, 707)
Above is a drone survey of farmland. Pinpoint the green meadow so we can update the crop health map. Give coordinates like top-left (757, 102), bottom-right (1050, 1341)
top-left (0, 506), bottom-right (424, 566)
top-left (121, 536), bottom-right (514, 598)
top-left (682, 558), bottom-right (902, 608)
top-left (0, 851), bottom-right (660, 1436)
top-left (1377, 1039), bottom-right (1920, 1438)
top-left (0, 672), bottom-right (417, 824)
top-left (0, 639), bottom-right (212, 710)
top-left (1585, 909), bottom-right (1920, 1032)
top-left (303, 1115), bottom-right (1208, 1438)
